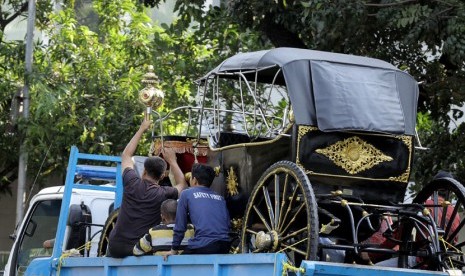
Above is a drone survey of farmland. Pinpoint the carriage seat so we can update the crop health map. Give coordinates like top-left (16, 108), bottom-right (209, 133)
top-left (218, 132), bottom-right (251, 147)
top-left (212, 131), bottom-right (271, 148)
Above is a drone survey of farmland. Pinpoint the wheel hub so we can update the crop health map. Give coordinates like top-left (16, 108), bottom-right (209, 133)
top-left (255, 230), bottom-right (279, 251)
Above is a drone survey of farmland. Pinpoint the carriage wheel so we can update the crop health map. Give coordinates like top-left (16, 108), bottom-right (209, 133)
top-left (97, 208), bottom-right (119, 256)
top-left (241, 161), bottom-right (319, 264)
top-left (399, 177), bottom-right (465, 270)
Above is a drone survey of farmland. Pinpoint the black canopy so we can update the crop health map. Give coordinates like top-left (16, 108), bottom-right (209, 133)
top-left (199, 48), bottom-right (419, 135)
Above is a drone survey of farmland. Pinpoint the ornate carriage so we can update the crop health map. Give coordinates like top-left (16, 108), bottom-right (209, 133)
top-left (145, 48), bottom-right (465, 271)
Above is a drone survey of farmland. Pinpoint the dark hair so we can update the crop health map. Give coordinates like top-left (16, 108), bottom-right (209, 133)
top-left (191, 163), bottom-right (215, 187)
top-left (161, 199), bottom-right (177, 220)
top-left (144, 156), bottom-right (167, 180)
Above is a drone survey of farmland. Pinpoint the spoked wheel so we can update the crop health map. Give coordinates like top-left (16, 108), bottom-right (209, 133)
top-left (97, 208), bottom-right (119, 256)
top-left (399, 177), bottom-right (465, 270)
top-left (241, 161), bottom-right (319, 265)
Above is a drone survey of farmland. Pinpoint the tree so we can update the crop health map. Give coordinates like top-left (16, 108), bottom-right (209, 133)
top-left (0, 0), bottom-right (266, 198)
top-left (4, 0), bottom-right (462, 199)
top-left (0, 0), bottom-right (55, 196)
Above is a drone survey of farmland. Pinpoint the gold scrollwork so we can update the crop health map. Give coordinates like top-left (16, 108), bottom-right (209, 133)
top-left (389, 171), bottom-right (410, 183)
top-left (227, 167), bottom-right (239, 196)
top-left (297, 125), bottom-right (413, 182)
top-left (316, 136), bottom-right (393, 175)
top-left (298, 125), bottom-right (319, 141)
top-left (231, 218), bottom-right (242, 232)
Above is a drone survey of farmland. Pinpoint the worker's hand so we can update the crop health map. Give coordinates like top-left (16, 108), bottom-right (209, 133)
top-left (139, 118), bottom-right (152, 132)
top-left (163, 249), bottom-right (178, 261)
top-left (43, 239), bottom-right (54, 249)
top-left (162, 148), bottom-right (177, 165)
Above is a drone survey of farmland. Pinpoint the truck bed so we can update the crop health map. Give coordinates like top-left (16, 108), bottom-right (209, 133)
top-left (26, 253), bottom-right (458, 276)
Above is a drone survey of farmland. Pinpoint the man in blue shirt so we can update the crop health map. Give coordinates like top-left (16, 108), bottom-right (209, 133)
top-left (165, 164), bottom-right (230, 258)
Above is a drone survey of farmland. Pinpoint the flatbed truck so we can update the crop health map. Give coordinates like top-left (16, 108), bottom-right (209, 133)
top-left (4, 147), bottom-right (461, 276)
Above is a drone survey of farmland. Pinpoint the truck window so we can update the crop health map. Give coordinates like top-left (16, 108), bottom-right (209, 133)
top-left (16, 199), bottom-right (61, 275)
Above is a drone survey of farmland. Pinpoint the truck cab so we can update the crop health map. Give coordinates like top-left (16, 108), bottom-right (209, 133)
top-left (4, 147), bottom-right (121, 276)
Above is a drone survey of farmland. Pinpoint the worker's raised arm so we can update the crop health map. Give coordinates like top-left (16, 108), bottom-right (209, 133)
top-left (122, 119), bottom-right (152, 171)
top-left (162, 148), bottom-right (188, 195)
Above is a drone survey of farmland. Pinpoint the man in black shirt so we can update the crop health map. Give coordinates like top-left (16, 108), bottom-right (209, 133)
top-left (108, 119), bottom-right (187, 257)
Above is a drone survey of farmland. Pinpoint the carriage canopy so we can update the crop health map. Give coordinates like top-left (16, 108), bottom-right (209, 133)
top-left (200, 48), bottom-right (419, 135)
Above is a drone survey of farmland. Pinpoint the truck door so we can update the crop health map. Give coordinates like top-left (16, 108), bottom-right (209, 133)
top-left (9, 199), bottom-right (61, 276)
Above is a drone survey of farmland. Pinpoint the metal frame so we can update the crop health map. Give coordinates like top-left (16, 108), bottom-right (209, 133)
top-left (52, 146), bottom-right (122, 261)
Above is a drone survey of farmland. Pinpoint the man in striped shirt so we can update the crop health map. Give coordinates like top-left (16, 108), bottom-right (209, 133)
top-left (133, 199), bottom-right (194, 255)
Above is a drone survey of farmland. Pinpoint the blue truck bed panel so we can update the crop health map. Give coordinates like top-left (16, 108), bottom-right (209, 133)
top-left (300, 261), bottom-right (455, 276)
top-left (25, 253), bottom-right (459, 276)
top-left (55, 254), bottom-right (285, 276)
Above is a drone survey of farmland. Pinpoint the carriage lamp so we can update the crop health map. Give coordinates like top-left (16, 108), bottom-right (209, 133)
top-left (139, 65), bottom-right (164, 120)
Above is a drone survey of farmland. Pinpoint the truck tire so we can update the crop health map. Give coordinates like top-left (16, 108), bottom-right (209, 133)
top-left (97, 208), bottom-right (119, 257)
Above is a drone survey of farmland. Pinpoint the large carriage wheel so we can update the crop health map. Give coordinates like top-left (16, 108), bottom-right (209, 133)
top-left (241, 161), bottom-right (319, 265)
top-left (97, 208), bottom-right (119, 256)
top-left (399, 177), bottom-right (465, 270)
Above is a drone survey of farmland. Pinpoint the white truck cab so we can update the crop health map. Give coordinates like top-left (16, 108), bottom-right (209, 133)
top-left (4, 187), bottom-right (115, 275)
top-left (4, 147), bottom-right (122, 276)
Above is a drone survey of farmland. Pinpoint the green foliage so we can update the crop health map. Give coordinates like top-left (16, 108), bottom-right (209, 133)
top-left (2, 0), bottom-right (463, 199)
top-left (26, 0), bottom-right (164, 180)
top-left (0, 0), bottom-right (267, 195)
top-left (0, 39), bottom-right (25, 195)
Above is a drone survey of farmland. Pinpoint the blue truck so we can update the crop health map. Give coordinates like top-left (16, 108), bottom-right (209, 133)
top-left (3, 146), bottom-right (461, 276)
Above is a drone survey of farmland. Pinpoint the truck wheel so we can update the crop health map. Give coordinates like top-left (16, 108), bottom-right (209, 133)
top-left (241, 161), bottom-right (319, 265)
top-left (97, 208), bottom-right (119, 257)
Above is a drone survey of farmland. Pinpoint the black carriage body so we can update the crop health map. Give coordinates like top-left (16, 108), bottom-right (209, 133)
top-left (199, 48), bottom-right (419, 204)
top-left (207, 135), bottom-right (291, 219)
top-left (295, 126), bottom-right (413, 204)
top-left (153, 48), bottom-right (425, 263)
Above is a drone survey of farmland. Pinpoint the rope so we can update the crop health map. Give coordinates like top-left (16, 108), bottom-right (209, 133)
top-left (439, 236), bottom-right (462, 270)
top-left (276, 238), bottom-right (307, 275)
top-left (56, 241), bottom-right (91, 276)
top-left (282, 261), bottom-right (305, 276)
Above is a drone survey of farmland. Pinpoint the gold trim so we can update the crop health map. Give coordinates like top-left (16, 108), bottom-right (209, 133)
top-left (298, 125), bottom-right (318, 141)
top-left (315, 136), bottom-right (393, 175)
top-left (388, 135), bottom-right (412, 182)
top-left (295, 125), bottom-right (317, 172)
top-left (231, 218), bottom-right (243, 232)
top-left (226, 167), bottom-right (239, 196)
top-left (296, 125), bottom-right (413, 183)
top-left (214, 166), bottom-right (221, 177)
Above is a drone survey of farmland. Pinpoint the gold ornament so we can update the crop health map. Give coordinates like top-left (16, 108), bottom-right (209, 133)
top-left (139, 65), bottom-right (164, 120)
top-left (226, 167), bottom-right (239, 196)
top-left (316, 136), bottom-right (393, 175)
